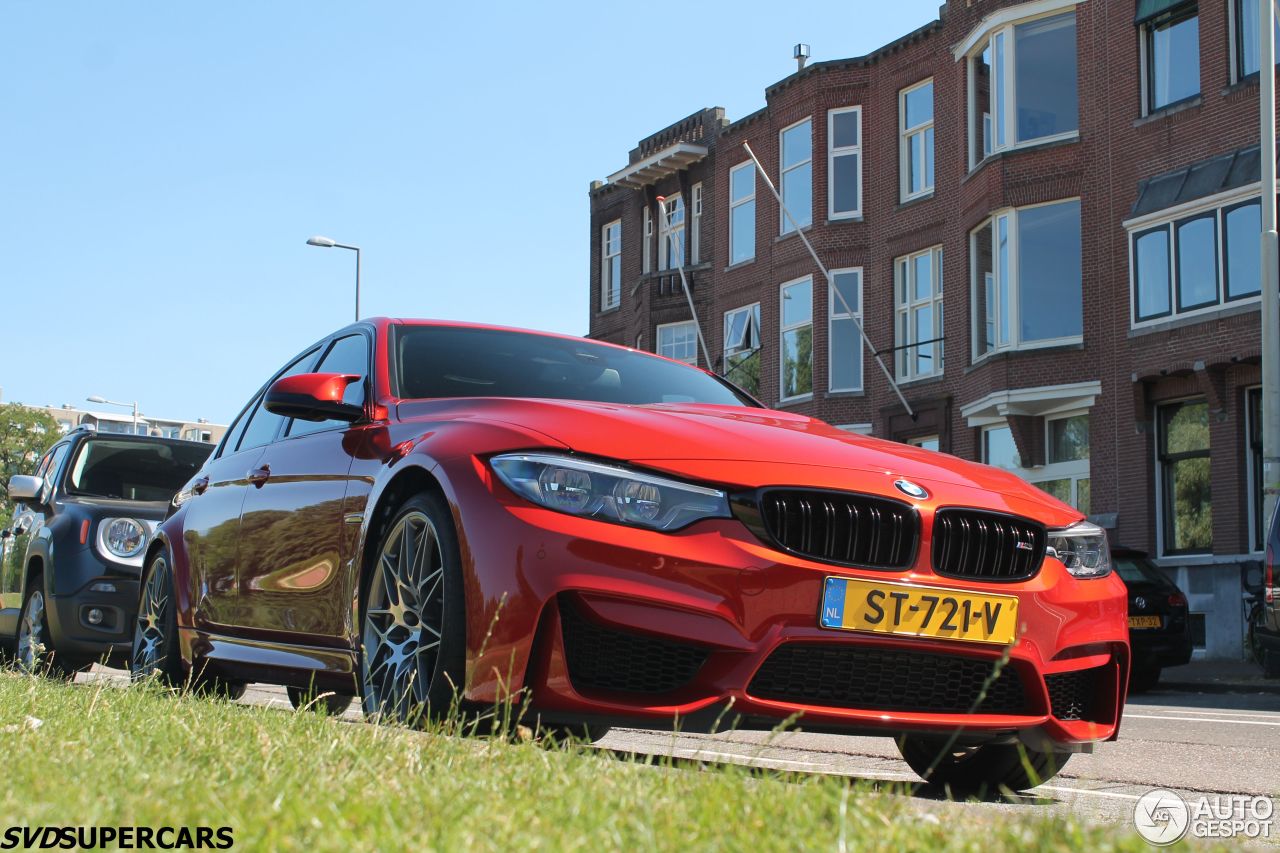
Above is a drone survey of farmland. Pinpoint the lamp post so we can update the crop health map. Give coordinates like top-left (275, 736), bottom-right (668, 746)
top-left (1261, 0), bottom-right (1280, 528)
top-left (306, 235), bottom-right (362, 322)
top-left (86, 395), bottom-right (140, 435)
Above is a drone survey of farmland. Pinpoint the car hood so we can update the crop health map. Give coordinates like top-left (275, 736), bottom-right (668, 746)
top-left (61, 496), bottom-right (170, 520)
top-left (396, 397), bottom-right (1083, 525)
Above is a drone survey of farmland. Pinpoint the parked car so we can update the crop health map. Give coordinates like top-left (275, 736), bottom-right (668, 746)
top-left (4, 427), bottom-right (212, 674)
top-left (1110, 547), bottom-right (1192, 692)
top-left (131, 319), bottom-right (1129, 792)
top-left (1251, 501), bottom-right (1280, 676)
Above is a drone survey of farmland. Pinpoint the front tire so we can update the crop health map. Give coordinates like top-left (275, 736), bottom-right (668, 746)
top-left (897, 736), bottom-right (1070, 794)
top-left (16, 574), bottom-right (90, 678)
top-left (359, 492), bottom-right (466, 727)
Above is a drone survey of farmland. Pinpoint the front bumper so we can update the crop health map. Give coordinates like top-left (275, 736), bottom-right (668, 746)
top-left (44, 547), bottom-right (140, 662)
top-left (447, 457), bottom-right (1131, 749)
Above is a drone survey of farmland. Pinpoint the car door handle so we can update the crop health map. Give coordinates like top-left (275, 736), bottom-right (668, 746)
top-left (191, 476), bottom-right (210, 496)
top-left (247, 465), bottom-right (271, 487)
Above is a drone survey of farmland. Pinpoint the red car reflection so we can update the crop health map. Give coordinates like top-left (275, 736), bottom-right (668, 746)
top-left (132, 319), bottom-right (1128, 791)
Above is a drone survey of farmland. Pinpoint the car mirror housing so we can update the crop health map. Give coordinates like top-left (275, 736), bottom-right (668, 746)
top-left (7, 475), bottom-right (44, 503)
top-left (264, 373), bottom-right (364, 423)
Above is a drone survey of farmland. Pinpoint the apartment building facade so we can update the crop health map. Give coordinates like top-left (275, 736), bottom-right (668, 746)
top-left (587, 0), bottom-right (1277, 659)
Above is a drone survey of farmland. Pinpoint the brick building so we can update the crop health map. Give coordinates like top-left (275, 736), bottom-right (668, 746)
top-left (587, 0), bottom-right (1279, 660)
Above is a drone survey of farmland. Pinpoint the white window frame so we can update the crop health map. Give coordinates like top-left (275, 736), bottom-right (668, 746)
top-left (600, 219), bottom-right (621, 311)
top-left (899, 80), bottom-right (934, 201)
top-left (657, 193), bottom-right (685, 271)
top-left (723, 303), bottom-right (761, 393)
top-left (1125, 186), bottom-right (1264, 329)
top-left (656, 320), bottom-right (698, 365)
top-left (982, 412), bottom-right (1091, 512)
top-left (729, 161), bottom-right (756, 265)
top-left (779, 275), bottom-right (814, 403)
top-left (895, 246), bottom-right (944, 381)
top-left (691, 183), bottom-right (702, 264)
top-left (827, 106), bottom-right (862, 220)
top-left (828, 267), bottom-right (864, 393)
top-left (779, 117), bottom-right (813, 235)
top-left (642, 206), bottom-right (653, 273)
top-left (970, 198), bottom-right (1083, 361)
top-left (963, 6), bottom-right (1081, 170)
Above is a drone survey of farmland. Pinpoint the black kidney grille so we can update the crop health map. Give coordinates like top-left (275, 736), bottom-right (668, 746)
top-left (1047, 668), bottom-right (1104, 722)
top-left (748, 643), bottom-right (1029, 716)
top-left (757, 490), bottom-right (917, 569)
top-left (931, 509), bottom-right (1046, 582)
top-left (559, 600), bottom-right (709, 696)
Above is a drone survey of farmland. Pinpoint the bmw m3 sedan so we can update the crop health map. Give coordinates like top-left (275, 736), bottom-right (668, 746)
top-left (131, 318), bottom-right (1128, 791)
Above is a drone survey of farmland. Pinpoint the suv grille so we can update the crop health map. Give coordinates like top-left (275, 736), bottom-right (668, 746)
top-left (931, 509), bottom-right (1046, 582)
top-left (750, 489), bottom-right (918, 569)
top-left (559, 599), bottom-right (709, 696)
top-left (748, 644), bottom-right (1030, 715)
top-left (1046, 668), bottom-right (1104, 722)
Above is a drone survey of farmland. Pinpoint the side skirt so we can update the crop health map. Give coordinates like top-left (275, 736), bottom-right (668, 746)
top-left (180, 627), bottom-right (359, 694)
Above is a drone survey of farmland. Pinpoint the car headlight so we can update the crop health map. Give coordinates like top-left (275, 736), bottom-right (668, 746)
top-left (490, 453), bottom-right (731, 532)
top-left (102, 518), bottom-right (147, 559)
top-left (1046, 521), bottom-right (1111, 579)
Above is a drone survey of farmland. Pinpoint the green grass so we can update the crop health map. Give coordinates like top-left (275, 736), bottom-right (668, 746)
top-left (0, 672), bottom-right (1151, 852)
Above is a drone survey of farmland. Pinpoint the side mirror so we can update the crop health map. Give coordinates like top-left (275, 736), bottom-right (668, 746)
top-left (264, 373), bottom-right (364, 423)
top-left (7, 475), bottom-right (43, 503)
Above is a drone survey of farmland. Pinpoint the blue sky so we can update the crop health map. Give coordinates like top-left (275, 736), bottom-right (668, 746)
top-left (1, 0), bottom-right (941, 424)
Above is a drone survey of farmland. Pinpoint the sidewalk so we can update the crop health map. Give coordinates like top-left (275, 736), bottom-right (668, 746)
top-left (1157, 660), bottom-right (1280, 695)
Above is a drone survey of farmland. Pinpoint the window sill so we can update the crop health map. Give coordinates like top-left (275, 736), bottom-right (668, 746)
top-left (1129, 299), bottom-right (1260, 338)
top-left (964, 132), bottom-right (1080, 181)
top-left (897, 192), bottom-right (934, 211)
top-left (775, 394), bottom-right (814, 409)
top-left (965, 340), bottom-right (1085, 374)
top-left (1152, 552), bottom-right (1252, 568)
top-left (826, 214), bottom-right (864, 225)
top-left (596, 305), bottom-right (621, 316)
top-left (723, 259), bottom-right (756, 273)
top-left (1134, 95), bottom-right (1202, 127)
top-left (895, 372), bottom-right (946, 388)
top-left (825, 390), bottom-right (866, 399)
top-left (775, 226), bottom-right (813, 244)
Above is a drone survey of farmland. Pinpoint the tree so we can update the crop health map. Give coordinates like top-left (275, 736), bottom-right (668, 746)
top-left (0, 403), bottom-right (59, 524)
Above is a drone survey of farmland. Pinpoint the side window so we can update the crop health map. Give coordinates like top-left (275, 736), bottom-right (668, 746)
top-left (44, 444), bottom-right (71, 488)
top-left (287, 335), bottom-right (370, 438)
top-left (234, 348), bottom-right (321, 454)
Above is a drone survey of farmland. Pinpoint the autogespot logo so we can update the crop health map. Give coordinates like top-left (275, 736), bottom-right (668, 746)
top-left (1134, 789), bottom-right (1190, 846)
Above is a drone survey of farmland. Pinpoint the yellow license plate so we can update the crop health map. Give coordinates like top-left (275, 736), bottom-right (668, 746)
top-left (1128, 615), bottom-right (1162, 629)
top-left (820, 577), bottom-right (1019, 646)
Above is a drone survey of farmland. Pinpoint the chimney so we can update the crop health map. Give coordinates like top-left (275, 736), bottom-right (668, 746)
top-left (794, 43), bottom-right (810, 72)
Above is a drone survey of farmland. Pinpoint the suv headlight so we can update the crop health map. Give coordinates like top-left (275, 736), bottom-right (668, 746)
top-left (102, 518), bottom-right (147, 559)
top-left (1046, 521), bottom-right (1111, 579)
top-left (490, 453), bottom-right (731, 532)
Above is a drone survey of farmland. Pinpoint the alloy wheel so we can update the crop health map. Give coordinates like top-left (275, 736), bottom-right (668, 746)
top-left (361, 510), bottom-right (446, 723)
top-left (132, 556), bottom-right (170, 679)
top-left (16, 589), bottom-right (46, 673)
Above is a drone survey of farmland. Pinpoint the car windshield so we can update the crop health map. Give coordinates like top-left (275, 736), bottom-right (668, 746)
top-left (65, 439), bottom-right (212, 501)
top-left (394, 326), bottom-right (755, 407)
top-left (1114, 557), bottom-right (1165, 585)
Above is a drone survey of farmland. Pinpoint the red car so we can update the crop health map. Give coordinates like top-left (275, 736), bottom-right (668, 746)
top-left (131, 319), bottom-right (1128, 791)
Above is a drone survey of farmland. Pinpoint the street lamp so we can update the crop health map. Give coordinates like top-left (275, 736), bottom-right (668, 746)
top-left (306, 235), bottom-right (362, 322)
top-left (87, 395), bottom-right (140, 435)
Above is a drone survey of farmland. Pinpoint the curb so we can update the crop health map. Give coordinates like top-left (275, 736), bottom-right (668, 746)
top-left (1157, 680), bottom-right (1280, 696)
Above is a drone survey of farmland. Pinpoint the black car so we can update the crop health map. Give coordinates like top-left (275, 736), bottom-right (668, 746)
top-left (1112, 547), bottom-right (1193, 691)
top-left (2, 427), bottom-right (211, 674)
top-left (1251, 501), bottom-right (1280, 676)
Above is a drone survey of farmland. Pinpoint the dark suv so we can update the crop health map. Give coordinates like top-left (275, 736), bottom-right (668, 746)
top-left (3, 427), bottom-right (211, 674)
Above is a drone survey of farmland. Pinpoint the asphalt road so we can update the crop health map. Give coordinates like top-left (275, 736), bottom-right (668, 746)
top-left (84, 667), bottom-right (1280, 843)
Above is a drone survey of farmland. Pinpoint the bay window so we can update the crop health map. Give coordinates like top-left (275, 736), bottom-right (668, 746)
top-left (780, 118), bottom-right (813, 233)
top-left (895, 246), bottom-right (944, 380)
top-left (600, 220), bottom-right (621, 311)
top-left (658, 194), bottom-right (685, 271)
top-left (982, 413), bottom-right (1091, 513)
top-left (828, 107), bottom-right (862, 219)
top-left (972, 199), bottom-right (1082, 358)
top-left (691, 183), bottom-right (702, 264)
top-left (780, 277), bottom-right (813, 401)
top-left (657, 321), bottom-right (698, 365)
top-left (900, 80), bottom-right (934, 200)
top-left (729, 161), bottom-right (756, 265)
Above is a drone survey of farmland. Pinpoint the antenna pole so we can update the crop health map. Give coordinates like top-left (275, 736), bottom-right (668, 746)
top-left (741, 142), bottom-right (915, 418)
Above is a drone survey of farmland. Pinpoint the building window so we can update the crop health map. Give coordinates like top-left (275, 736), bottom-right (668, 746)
top-left (780, 118), bottom-right (813, 234)
top-left (899, 80), bottom-right (934, 200)
top-left (909, 435), bottom-right (940, 451)
top-left (723, 303), bottom-right (761, 397)
top-left (829, 269), bottom-right (863, 393)
top-left (729, 162), bottom-right (756, 265)
top-left (1141, 2), bottom-right (1199, 113)
top-left (658, 194), bottom-right (685, 271)
top-left (1249, 387), bottom-right (1264, 551)
top-left (1158, 398), bottom-right (1212, 555)
top-left (983, 414), bottom-right (1091, 513)
top-left (691, 183), bottom-right (702, 264)
top-left (828, 107), bottom-right (862, 219)
top-left (601, 220), bottom-right (621, 311)
top-left (967, 11), bottom-right (1078, 167)
top-left (1234, 0), bottom-right (1280, 80)
top-left (780, 276), bottom-right (814, 401)
top-left (642, 206), bottom-right (652, 273)
top-left (972, 199), bottom-right (1082, 358)
top-left (1130, 197), bottom-right (1262, 324)
top-left (657, 321), bottom-right (698, 365)
top-left (895, 246), bottom-right (944, 380)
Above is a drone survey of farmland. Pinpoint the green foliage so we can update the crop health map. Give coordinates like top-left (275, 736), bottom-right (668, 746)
top-left (0, 403), bottom-right (59, 522)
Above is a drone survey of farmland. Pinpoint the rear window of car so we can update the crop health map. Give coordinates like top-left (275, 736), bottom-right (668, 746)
top-left (393, 325), bottom-right (755, 407)
top-left (65, 439), bottom-right (212, 502)
top-left (1114, 557), bottom-right (1164, 585)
